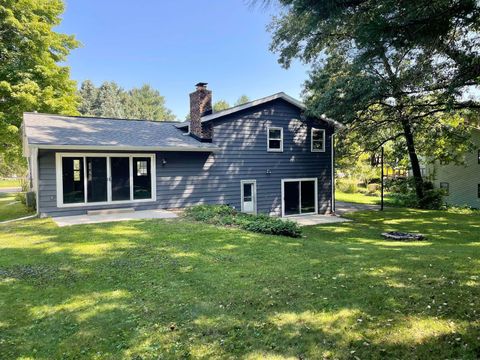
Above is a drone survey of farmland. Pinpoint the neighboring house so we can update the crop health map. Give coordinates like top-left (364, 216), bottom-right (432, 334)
top-left (425, 128), bottom-right (480, 208)
top-left (22, 83), bottom-right (339, 218)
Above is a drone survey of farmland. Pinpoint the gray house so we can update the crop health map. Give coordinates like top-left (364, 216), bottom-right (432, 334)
top-left (22, 83), bottom-right (338, 218)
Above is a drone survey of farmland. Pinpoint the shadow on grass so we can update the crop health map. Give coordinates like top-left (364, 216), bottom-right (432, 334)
top-left (0, 208), bottom-right (479, 359)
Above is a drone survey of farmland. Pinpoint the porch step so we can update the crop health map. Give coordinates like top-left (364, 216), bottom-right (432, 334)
top-left (87, 208), bottom-right (135, 216)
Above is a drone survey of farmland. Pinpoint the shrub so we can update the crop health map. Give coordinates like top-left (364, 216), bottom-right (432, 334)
top-left (386, 179), bottom-right (445, 210)
top-left (185, 205), bottom-right (302, 238)
top-left (337, 179), bottom-right (358, 193)
top-left (366, 183), bottom-right (380, 195)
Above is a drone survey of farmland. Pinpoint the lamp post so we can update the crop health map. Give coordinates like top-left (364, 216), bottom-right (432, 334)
top-left (381, 146), bottom-right (384, 211)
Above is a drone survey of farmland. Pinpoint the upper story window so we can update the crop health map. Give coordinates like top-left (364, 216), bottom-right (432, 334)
top-left (477, 149), bottom-right (480, 164)
top-left (267, 127), bottom-right (283, 152)
top-left (311, 128), bottom-right (326, 152)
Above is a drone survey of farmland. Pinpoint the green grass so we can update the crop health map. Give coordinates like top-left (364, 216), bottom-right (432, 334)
top-left (0, 206), bottom-right (479, 358)
top-left (0, 193), bottom-right (34, 221)
top-left (336, 190), bottom-right (399, 206)
top-left (0, 178), bottom-right (21, 188)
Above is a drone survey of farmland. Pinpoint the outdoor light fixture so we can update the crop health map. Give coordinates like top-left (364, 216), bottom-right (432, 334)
top-left (266, 169), bottom-right (271, 174)
top-left (162, 158), bottom-right (167, 166)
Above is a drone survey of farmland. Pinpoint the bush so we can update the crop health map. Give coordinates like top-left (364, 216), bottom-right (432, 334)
top-left (337, 179), bottom-right (358, 193)
top-left (385, 179), bottom-right (445, 210)
top-left (185, 205), bottom-right (302, 238)
top-left (366, 183), bottom-right (380, 195)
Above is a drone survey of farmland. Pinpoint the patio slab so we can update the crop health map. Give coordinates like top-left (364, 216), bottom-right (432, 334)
top-left (288, 214), bottom-right (351, 226)
top-left (53, 209), bottom-right (178, 227)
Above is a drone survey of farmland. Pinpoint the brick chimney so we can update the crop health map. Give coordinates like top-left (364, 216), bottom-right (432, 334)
top-left (189, 82), bottom-right (213, 141)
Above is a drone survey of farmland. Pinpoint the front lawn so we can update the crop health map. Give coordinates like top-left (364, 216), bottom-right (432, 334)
top-left (0, 208), bottom-right (479, 359)
top-left (0, 178), bottom-right (21, 188)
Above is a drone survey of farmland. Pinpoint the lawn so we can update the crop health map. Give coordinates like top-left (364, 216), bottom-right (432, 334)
top-left (0, 206), bottom-right (479, 358)
top-left (0, 178), bottom-right (21, 188)
top-left (0, 193), bottom-right (35, 221)
top-left (336, 190), bottom-right (399, 206)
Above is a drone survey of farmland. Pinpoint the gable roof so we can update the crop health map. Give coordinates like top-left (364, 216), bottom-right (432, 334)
top-left (23, 113), bottom-right (219, 152)
top-left (176, 92), bottom-right (342, 128)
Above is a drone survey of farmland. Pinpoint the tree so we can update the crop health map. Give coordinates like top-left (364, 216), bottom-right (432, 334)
top-left (95, 82), bottom-right (125, 118)
top-left (235, 95), bottom-right (250, 106)
top-left (124, 84), bottom-right (175, 121)
top-left (0, 0), bottom-right (79, 170)
top-left (78, 80), bottom-right (98, 116)
top-left (213, 100), bottom-right (230, 112)
top-left (78, 81), bottom-right (176, 121)
top-left (265, 0), bottom-right (480, 204)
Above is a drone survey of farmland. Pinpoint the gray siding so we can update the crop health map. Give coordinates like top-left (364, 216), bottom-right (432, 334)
top-left (37, 99), bottom-right (333, 217)
top-left (426, 128), bottom-right (480, 208)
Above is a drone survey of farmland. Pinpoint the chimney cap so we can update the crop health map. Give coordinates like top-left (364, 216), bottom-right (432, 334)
top-left (195, 82), bottom-right (208, 88)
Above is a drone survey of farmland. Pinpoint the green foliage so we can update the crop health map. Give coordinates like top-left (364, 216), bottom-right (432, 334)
top-left (267, 0), bottom-right (480, 202)
top-left (213, 100), bottom-right (230, 113)
top-left (366, 183), bottom-right (381, 195)
top-left (336, 179), bottom-right (358, 194)
top-left (0, 0), bottom-right (79, 171)
top-left (185, 204), bottom-right (302, 237)
top-left (234, 95), bottom-right (250, 106)
top-left (386, 179), bottom-right (445, 210)
top-left (78, 81), bottom-right (176, 121)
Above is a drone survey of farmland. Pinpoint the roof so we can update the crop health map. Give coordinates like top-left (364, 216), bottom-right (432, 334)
top-left (176, 92), bottom-right (342, 128)
top-left (23, 113), bottom-right (219, 152)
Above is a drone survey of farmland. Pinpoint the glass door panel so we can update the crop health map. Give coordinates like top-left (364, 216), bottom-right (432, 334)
top-left (133, 157), bottom-right (152, 200)
top-left (111, 157), bottom-right (130, 201)
top-left (87, 157), bottom-right (108, 203)
top-left (300, 181), bottom-right (316, 213)
top-left (242, 182), bottom-right (255, 213)
top-left (62, 157), bottom-right (85, 204)
top-left (284, 181), bottom-right (300, 215)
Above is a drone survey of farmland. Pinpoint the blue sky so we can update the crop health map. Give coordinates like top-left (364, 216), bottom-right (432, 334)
top-left (57, 0), bottom-right (310, 119)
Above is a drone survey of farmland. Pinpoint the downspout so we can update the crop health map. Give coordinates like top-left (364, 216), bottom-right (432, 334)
top-left (331, 132), bottom-right (336, 214)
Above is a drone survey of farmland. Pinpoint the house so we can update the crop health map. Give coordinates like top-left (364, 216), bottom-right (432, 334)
top-left (22, 83), bottom-right (339, 218)
top-left (425, 128), bottom-right (480, 208)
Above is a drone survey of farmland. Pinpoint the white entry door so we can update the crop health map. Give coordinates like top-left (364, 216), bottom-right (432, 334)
top-left (241, 180), bottom-right (257, 214)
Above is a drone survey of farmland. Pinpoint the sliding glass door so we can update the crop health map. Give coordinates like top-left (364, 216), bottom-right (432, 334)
top-left (58, 153), bottom-right (155, 207)
top-left (111, 157), bottom-right (131, 201)
top-left (282, 178), bottom-right (318, 216)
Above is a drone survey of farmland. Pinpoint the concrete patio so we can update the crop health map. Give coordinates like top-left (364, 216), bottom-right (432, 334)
top-left (288, 214), bottom-right (351, 226)
top-left (53, 209), bottom-right (178, 227)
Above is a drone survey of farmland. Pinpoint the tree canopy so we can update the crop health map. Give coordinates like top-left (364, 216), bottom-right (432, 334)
top-left (0, 0), bottom-right (79, 172)
top-left (266, 0), bottom-right (480, 203)
top-left (78, 81), bottom-right (176, 121)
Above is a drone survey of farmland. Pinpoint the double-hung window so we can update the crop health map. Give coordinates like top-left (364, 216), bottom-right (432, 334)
top-left (440, 182), bottom-right (449, 196)
top-left (311, 128), bottom-right (326, 152)
top-left (267, 127), bottom-right (283, 152)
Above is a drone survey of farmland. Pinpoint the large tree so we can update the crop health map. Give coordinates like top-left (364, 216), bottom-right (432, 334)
top-left (78, 81), bottom-right (176, 121)
top-left (266, 0), bottom-right (480, 203)
top-left (0, 0), bottom-right (79, 171)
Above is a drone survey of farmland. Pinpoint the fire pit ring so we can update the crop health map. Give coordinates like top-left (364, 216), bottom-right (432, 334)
top-left (381, 231), bottom-right (425, 241)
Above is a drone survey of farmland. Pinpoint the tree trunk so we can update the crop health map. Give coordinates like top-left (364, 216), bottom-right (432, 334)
top-left (401, 118), bottom-right (424, 200)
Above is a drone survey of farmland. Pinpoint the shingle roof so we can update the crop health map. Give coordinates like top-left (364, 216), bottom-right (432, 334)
top-left (176, 92), bottom-right (343, 129)
top-left (23, 113), bottom-right (218, 151)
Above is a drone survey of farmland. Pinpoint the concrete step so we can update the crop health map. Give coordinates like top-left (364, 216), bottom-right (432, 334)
top-left (87, 208), bottom-right (135, 216)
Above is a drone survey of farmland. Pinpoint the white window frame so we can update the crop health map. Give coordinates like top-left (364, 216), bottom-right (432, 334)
top-left (267, 126), bottom-right (283, 152)
top-left (281, 178), bottom-right (318, 217)
top-left (240, 179), bottom-right (257, 214)
top-left (311, 128), bottom-right (326, 152)
top-left (55, 152), bottom-right (156, 208)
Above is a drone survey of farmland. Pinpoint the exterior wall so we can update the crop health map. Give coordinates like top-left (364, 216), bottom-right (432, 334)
top-left (37, 99), bottom-right (333, 217)
top-left (427, 129), bottom-right (480, 208)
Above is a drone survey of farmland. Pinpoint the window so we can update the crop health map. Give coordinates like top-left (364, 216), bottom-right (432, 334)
top-left (478, 150), bottom-right (480, 164)
top-left (136, 160), bottom-right (148, 176)
top-left (56, 153), bottom-right (155, 207)
top-left (311, 128), bottom-right (325, 152)
top-left (478, 184), bottom-right (480, 198)
top-left (267, 127), bottom-right (283, 152)
top-left (440, 182), bottom-right (449, 196)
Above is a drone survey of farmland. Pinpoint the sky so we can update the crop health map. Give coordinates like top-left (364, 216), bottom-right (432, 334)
top-left (57, 0), bottom-right (310, 119)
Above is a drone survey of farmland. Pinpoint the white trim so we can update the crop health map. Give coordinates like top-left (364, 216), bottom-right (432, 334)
top-left (311, 128), bottom-right (326, 152)
top-left (281, 178), bottom-right (318, 217)
top-left (32, 144), bottom-right (218, 152)
top-left (55, 152), bottom-right (156, 208)
top-left (267, 126), bottom-right (283, 152)
top-left (240, 179), bottom-right (257, 214)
